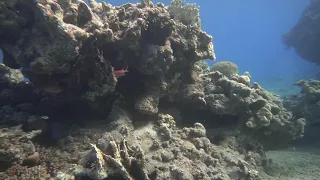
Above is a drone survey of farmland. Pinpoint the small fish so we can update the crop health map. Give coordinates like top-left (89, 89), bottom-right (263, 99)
top-left (113, 66), bottom-right (129, 78)
top-left (40, 116), bottom-right (49, 120)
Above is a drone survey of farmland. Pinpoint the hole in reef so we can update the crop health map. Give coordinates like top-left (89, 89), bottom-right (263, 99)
top-left (114, 67), bottom-right (146, 111)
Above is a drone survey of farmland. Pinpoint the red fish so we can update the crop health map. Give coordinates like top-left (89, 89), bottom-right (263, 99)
top-left (113, 66), bottom-right (129, 78)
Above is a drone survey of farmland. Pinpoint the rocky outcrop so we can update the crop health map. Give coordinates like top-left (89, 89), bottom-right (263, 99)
top-left (0, 64), bottom-right (24, 86)
top-left (165, 64), bottom-right (305, 146)
top-left (282, 0), bottom-right (320, 64)
top-left (0, 0), bottom-right (304, 145)
top-left (283, 79), bottom-right (320, 145)
top-left (0, 0), bottom-right (215, 112)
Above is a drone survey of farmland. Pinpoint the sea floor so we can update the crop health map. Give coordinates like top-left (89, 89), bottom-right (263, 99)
top-left (260, 146), bottom-right (320, 180)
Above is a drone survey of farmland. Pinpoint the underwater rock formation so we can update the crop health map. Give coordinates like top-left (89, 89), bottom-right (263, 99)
top-left (282, 0), bottom-right (320, 64)
top-left (0, 0), bottom-right (215, 112)
top-left (283, 79), bottom-right (320, 145)
top-left (165, 65), bottom-right (305, 145)
top-left (293, 79), bottom-right (320, 103)
top-left (0, 64), bottom-right (24, 86)
top-left (0, 0), bottom-right (308, 179)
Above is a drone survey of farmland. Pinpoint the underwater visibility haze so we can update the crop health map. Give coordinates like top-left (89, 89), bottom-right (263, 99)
top-left (0, 0), bottom-right (320, 179)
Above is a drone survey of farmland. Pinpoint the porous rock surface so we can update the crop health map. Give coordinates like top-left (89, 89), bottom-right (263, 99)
top-left (283, 79), bottom-right (320, 145)
top-left (164, 65), bottom-right (305, 145)
top-left (282, 0), bottom-right (320, 64)
top-left (0, 127), bottom-right (42, 177)
top-left (0, 0), bottom-right (215, 113)
top-left (0, 0), bottom-right (307, 179)
top-left (0, 109), bottom-right (266, 179)
top-left (0, 64), bottom-right (24, 85)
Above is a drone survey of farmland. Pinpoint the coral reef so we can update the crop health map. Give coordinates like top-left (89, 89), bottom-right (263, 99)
top-left (283, 0), bottom-right (320, 145)
top-left (282, 0), bottom-right (320, 64)
top-left (230, 71), bottom-right (251, 87)
top-left (0, 0), bottom-right (307, 179)
top-left (0, 109), bottom-right (266, 179)
top-left (165, 66), bottom-right (304, 146)
top-left (293, 79), bottom-right (320, 103)
top-left (283, 79), bottom-right (320, 145)
top-left (210, 61), bottom-right (239, 78)
top-left (0, 0), bottom-right (215, 112)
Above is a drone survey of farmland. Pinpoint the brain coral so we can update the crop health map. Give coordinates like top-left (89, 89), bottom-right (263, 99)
top-left (210, 61), bottom-right (238, 78)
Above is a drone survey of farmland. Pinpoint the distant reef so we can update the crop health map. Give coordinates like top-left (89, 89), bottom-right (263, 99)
top-left (283, 0), bottom-right (320, 64)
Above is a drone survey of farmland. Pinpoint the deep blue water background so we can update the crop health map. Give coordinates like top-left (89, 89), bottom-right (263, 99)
top-left (1, 0), bottom-right (317, 96)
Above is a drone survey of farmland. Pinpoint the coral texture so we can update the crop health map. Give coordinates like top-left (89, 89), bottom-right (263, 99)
top-left (283, 79), bottom-right (320, 145)
top-left (46, 111), bottom-right (265, 179)
top-left (0, 64), bottom-right (24, 85)
top-left (210, 61), bottom-right (239, 78)
top-left (0, 0), bottom-right (215, 111)
top-left (166, 67), bottom-right (305, 144)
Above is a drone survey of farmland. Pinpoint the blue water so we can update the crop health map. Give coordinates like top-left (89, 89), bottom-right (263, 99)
top-left (2, 0), bottom-right (318, 96)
